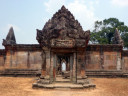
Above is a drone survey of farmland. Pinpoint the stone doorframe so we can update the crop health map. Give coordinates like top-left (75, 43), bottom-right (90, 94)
top-left (56, 54), bottom-right (70, 74)
top-left (49, 52), bottom-right (77, 83)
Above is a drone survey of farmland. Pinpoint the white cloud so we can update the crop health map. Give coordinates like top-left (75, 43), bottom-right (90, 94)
top-left (111, 0), bottom-right (128, 7)
top-left (67, 0), bottom-right (98, 30)
top-left (44, 0), bottom-right (66, 15)
top-left (44, 0), bottom-right (99, 30)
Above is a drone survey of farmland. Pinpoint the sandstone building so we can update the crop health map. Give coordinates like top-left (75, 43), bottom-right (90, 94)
top-left (0, 6), bottom-right (128, 80)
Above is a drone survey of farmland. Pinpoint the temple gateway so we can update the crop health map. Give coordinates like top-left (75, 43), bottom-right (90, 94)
top-left (0, 6), bottom-right (128, 88)
top-left (34, 6), bottom-right (94, 88)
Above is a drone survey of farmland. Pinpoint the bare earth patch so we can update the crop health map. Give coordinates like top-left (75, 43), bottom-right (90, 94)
top-left (0, 77), bottom-right (128, 96)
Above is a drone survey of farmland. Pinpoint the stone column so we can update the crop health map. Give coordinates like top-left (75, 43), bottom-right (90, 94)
top-left (121, 56), bottom-right (125, 72)
top-left (27, 51), bottom-right (30, 68)
top-left (10, 50), bottom-right (13, 67)
top-left (53, 54), bottom-right (56, 81)
top-left (117, 52), bottom-right (121, 70)
top-left (73, 52), bottom-right (77, 83)
top-left (100, 47), bottom-right (104, 70)
top-left (15, 51), bottom-right (18, 67)
top-left (70, 55), bottom-right (73, 81)
top-left (50, 52), bottom-right (54, 83)
top-left (41, 49), bottom-right (46, 78)
top-left (67, 58), bottom-right (70, 71)
top-left (46, 50), bottom-right (50, 77)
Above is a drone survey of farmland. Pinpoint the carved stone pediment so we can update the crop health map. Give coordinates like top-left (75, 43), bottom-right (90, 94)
top-left (36, 6), bottom-right (90, 48)
top-left (50, 29), bottom-right (74, 48)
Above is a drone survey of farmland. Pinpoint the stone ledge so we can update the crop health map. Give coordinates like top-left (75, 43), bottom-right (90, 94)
top-left (32, 82), bottom-right (96, 89)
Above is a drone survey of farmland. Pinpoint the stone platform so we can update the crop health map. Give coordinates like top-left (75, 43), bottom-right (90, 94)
top-left (32, 76), bottom-right (96, 89)
top-left (33, 82), bottom-right (95, 89)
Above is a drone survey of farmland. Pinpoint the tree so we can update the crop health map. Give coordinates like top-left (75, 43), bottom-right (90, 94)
top-left (90, 18), bottom-right (128, 48)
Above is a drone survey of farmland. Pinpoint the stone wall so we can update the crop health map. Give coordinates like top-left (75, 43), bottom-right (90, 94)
top-left (85, 51), bottom-right (101, 70)
top-left (4, 51), bottom-right (42, 69)
top-left (0, 50), bottom-right (5, 70)
top-left (122, 51), bottom-right (128, 71)
top-left (104, 52), bottom-right (121, 70)
top-left (0, 44), bottom-right (42, 70)
top-left (1, 44), bottom-right (128, 72)
top-left (85, 44), bottom-right (122, 71)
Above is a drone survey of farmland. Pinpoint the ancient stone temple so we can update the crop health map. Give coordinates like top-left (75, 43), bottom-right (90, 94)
top-left (0, 5), bottom-right (128, 88)
top-left (33, 6), bottom-right (94, 88)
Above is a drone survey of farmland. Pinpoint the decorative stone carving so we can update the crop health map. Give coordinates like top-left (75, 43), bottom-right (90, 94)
top-left (36, 5), bottom-right (90, 48)
top-left (113, 28), bottom-right (124, 45)
top-left (3, 27), bottom-right (16, 46)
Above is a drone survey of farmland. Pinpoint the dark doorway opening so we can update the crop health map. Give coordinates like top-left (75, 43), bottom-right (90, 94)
top-left (56, 54), bottom-right (70, 76)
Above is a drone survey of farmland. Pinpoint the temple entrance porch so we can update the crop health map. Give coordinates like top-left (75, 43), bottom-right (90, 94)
top-left (32, 48), bottom-right (95, 89)
top-left (32, 5), bottom-right (95, 89)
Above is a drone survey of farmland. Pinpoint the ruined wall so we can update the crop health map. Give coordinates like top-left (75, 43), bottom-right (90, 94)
top-left (0, 44), bottom-right (127, 72)
top-left (1, 44), bottom-right (42, 70)
top-left (77, 48), bottom-right (86, 76)
top-left (85, 45), bottom-right (122, 71)
top-left (4, 51), bottom-right (42, 69)
top-left (122, 51), bottom-right (128, 71)
top-left (0, 50), bottom-right (5, 70)
top-left (85, 51), bottom-right (101, 70)
top-left (103, 52), bottom-right (121, 70)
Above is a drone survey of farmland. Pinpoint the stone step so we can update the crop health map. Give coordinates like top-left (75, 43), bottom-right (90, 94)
top-left (33, 82), bottom-right (96, 89)
top-left (85, 70), bottom-right (127, 77)
top-left (55, 81), bottom-right (71, 83)
top-left (0, 69), bottom-right (40, 76)
top-left (56, 75), bottom-right (62, 77)
top-left (5, 69), bottom-right (38, 71)
top-left (56, 76), bottom-right (70, 82)
top-left (33, 83), bottom-right (82, 89)
top-left (86, 70), bottom-right (122, 72)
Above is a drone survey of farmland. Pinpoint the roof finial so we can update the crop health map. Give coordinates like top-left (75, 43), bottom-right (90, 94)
top-left (112, 28), bottom-right (123, 46)
top-left (2, 27), bottom-right (16, 46)
top-left (61, 5), bottom-right (66, 10)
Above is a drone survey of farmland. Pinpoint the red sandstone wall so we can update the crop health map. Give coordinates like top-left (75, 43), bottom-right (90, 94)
top-left (4, 50), bottom-right (42, 69)
top-left (122, 51), bottom-right (128, 71)
top-left (85, 51), bottom-right (101, 70)
top-left (104, 52), bottom-right (118, 70)
top-left (0, 56), bottom-right (4, 69)
top-left (29, 51), bottom-right (42, 69)
top-left (0, 46), bottom-right (126, 72)
top-left (77, 50), bottom-right (86, 76)
top-left (85, 51), bottom-right (121, 70)
top-left (123, 57), bottom-right (128, 70)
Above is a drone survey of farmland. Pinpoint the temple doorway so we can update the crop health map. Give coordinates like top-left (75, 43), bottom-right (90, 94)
top-left (55, 53), bottom-right (72, 82)
top-left (56, 54), bottom-right (70, 76)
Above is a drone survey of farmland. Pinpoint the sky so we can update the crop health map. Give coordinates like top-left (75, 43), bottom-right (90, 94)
top-left (0, 0), bottom-right (128, 49)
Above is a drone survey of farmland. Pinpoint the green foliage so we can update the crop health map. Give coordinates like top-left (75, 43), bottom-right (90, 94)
top-left (90, 18), bottom-right (128, 48)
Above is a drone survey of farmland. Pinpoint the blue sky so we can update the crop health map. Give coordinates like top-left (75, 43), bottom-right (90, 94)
top-left (0, 0), bottom-right (128, 48)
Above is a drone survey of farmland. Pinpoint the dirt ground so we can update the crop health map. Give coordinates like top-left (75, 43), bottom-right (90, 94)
top-left (0, 77), bottom-right (128, 96)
